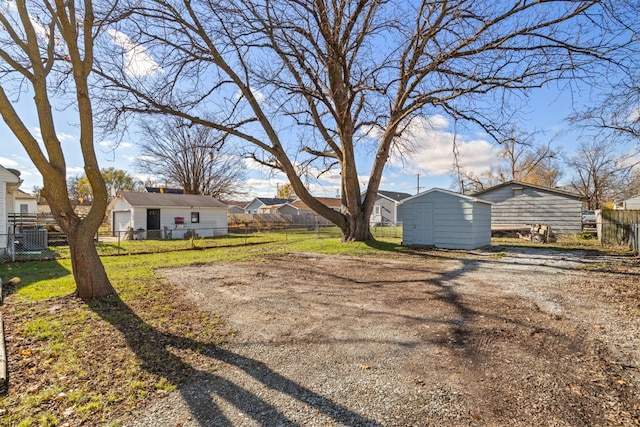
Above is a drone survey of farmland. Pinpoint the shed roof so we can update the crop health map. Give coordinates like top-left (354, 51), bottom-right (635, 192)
top-left (400, 187), bottom-right (492, 205)
top-left (472, 180), bottom-right (583, 199)
top-left (115, 192), bottom-right (226, 208)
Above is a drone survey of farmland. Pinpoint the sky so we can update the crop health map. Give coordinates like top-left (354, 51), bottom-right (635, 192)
top-left (0, 82), bottom-right (582, 202)
top-left (0, 3), bottom-right (620, 202)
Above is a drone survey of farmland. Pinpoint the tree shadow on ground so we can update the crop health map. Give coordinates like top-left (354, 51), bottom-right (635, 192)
top-left (89, 295), bottom-right (382, 426)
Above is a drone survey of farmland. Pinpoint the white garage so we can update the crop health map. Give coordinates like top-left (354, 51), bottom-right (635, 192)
top-left (108, 192), bottom-right (228, 239)
top-left (398, 188), bottom-right (492, 250)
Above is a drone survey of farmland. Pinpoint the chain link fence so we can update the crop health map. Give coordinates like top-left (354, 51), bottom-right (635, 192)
top-left (1, 223), bottom-right (403, 263)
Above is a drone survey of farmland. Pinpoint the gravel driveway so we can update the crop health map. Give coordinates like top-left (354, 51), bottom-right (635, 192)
top-left (127, 247), bottom-right (640, 426)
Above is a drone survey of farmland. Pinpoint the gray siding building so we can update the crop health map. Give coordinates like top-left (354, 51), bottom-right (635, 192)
top-left (472, 181), bottom-right (583, 234)
top-left (614, 195), bottom-right (640, 210)
top-left (399, 188), bottom-right (492, 250)
top-left (369, 190), bottom-right (412, 225)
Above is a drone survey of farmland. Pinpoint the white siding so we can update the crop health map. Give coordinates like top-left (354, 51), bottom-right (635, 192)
top-left (157, 207), bottom-right (228, 237)
top-left (0, 181), bottom-right (6, 249)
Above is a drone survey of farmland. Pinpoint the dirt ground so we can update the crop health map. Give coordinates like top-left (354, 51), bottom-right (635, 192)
top-left (142, 247), bottom-right (640, 426)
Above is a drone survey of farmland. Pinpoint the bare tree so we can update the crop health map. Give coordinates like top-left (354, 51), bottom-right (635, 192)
top-left (569, 1), bottom-right (640, 144)
top-left (134, 117), bottom-right (246, 200)
top-left (97, 0), bottom-right (628, 241)
top-left (566, 140), bottom-right (640, 209)
top-left (460, 130), bottom-right (561, 192)
top-left (0, 0), bottom-right (115, 299)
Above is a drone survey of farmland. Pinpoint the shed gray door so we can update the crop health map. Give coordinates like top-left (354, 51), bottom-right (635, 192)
top-left (414, 202), bottom-right (433, 245)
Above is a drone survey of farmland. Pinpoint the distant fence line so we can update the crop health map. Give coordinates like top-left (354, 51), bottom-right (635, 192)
top-left (599, 209), bottom-right (640, 253)
top-left (0, 223), bottom-right (402, 263)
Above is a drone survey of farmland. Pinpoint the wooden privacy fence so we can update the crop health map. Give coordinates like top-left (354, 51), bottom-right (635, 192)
top-left (599, 209), bottom-right (640, 253)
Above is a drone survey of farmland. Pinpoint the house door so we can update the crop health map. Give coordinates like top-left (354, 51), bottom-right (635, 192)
top-left (146, 209), bottom-right (161, 230)
top-left (414, 202), bottom-right (433, 245)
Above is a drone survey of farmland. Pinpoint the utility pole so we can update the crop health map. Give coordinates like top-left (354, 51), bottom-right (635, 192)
top-left (416, 174), bottom-right (420, 195)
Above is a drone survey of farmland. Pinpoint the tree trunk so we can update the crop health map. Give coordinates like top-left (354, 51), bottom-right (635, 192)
top-left (66, 226), bottom-right (115, 300)
top-left (342, 211), bottom-right (374, 242)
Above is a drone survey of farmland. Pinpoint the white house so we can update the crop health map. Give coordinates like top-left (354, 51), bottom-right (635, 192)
top-left (1, 165), bottom-right (22, 251)
top-left (399, 188), bottom-right (492, 250)
top-left (108, 192), bottom-right (228, 239)
top-left (12, 190), bottom-right (38, 215)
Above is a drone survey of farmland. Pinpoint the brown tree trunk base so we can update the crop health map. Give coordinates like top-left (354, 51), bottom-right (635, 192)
top-left (341, 214), bottom-right (374, 242)
top-left (67, 229), bottom-right (116, 300)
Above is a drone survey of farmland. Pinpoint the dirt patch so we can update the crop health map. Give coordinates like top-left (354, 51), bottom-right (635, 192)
top-left (138, 249), bottom-right (640, 426)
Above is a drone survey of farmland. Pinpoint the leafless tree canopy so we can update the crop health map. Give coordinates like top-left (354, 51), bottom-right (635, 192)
top-left (566, 140), bottom-right (640, 209)
top-left (135, 117), bottom-right (246, 200)
top-left (569, 0), bottom-right (640, 144)
top-left (96, 0), bottom-right (631, 240)
top-left (459, 129), bottom-right (562, 193)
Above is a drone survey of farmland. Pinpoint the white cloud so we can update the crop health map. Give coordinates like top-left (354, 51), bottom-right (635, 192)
top-left (57, 132), bottom-right (74, 142)
top-left (107, 29), bottom-right (162, 78)
top-left (66, 166), bottom-right (85, 177)
top-left (389, 115), bottom-right (499, 177)
top-left (0, 157), bottom-right (18, 167)
top-left (98, 140), bottom-right (132, 149)
top-left (30, 127), bottom-right (76, 144)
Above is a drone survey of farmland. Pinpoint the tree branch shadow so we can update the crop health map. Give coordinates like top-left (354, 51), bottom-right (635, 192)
top-left (89, 295), bottom-right (382, 426)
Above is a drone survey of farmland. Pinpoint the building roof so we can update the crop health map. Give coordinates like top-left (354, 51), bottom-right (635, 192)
top-left (377, 190), bottom-right (413, 202)
top-left (313, 197), bottom-right (343, 208)
top-left (0, 165), bottom-right (21, 183)
top-left (618, 194), bottom-right (640, 202)
top-left (471, 180), bottom-right (583, 199)
top-left (246, 197), bottom-right (295, 208)
top-left (16, 189), bottom-right (36, 199)
top-left (115, 192), bottom-right (226, 208)
top-left (400, 187), bottom-right (493, 205)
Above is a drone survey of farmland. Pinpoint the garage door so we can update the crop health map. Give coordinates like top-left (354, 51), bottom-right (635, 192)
top-left (113, 211), bottom-right (131, 236)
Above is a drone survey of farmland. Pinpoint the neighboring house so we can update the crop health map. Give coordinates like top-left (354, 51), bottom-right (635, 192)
top-left (614, 194), bottom-right (640, 210)
top-left (368, 190), bottom-right (412, 226)
top-left (275, 198), bottom-right (342, 226)
top-left (1, 166), bottom-right (22, 251)
top-left (244, 197), bottom-right (294, 214)
top-left (13, 190), bottom-right (37, 214)
top-left (399, 188), bottom-right (492, 250)
top-left (108, 192), bottom-right (228, 239)
top-left (472, 180), bottom-right (583, 234)
top-left (225, 201), bottom-right (247, 214)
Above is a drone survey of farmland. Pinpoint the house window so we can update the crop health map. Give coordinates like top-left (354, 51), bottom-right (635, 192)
top-left (513, 187), bottom-right (523, 196)
top-left (191, 212), bottom-right (200, 223)
top-left (20, 204), bottom-right (29, 213)
top-left (374, 206), bottom-right (381, 215)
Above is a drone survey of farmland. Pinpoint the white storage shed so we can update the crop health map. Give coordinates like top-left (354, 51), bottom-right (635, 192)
top-left (399, 188), bottom-right (492, 250)
top-left (108, 192), bottom-right (228, 239)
